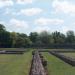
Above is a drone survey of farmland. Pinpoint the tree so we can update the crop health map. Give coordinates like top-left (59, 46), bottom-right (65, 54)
top-left (0, 31), bottom-right (12, 47)
top-left (0, 24), bottom-right (5, 31)
top-left (17, 33), bottom-right (27, 38)
top-left (15, 33), bottom-right (32, 48)
top-left (66, 31), bottom-right (75, 43)
top-left (10, 32), bottom-right (18, 47)
top-left (52, 31), bottom-right (65, 44)
top-left (39, 31), bottom-right (54, 45)
top-left (29, 32), bottom-right (39, 43)
top-left (0, 24), bottom-right (12, 47)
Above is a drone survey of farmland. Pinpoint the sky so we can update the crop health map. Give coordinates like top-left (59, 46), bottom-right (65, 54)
top-left (0, 0), bottom-right (75, 34)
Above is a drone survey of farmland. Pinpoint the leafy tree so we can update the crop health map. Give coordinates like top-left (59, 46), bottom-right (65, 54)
top-left (29, 32), bottom-right (38, 43)
top-left (10, 32), bottom-right (18, 47)
top-left (0, 24), bottom-right (5, 31)
top-left (15, 33), bottom-right (32, 48)
top-left (52, 31), bottom-right (65, 44)
top-left (1, 23), bottom-right (75, 48)
top-left (0, 31), bottom-right (12, 47)
top-left (66, 31), bottom-right (75, 43)
top-left (0, 24), bottom-right (12, 47)
top-left (17, 33), bottom-right (27, 38)
top-left (39, 31), bottom-right (54, 45)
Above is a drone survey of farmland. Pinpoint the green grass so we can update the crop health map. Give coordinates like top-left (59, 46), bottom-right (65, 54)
top-left (0, 50), bottom-right (32, 75)
top-left (0, 48), bottom-right (20, 50)
top-left (60, 53), bottom-right (75, 59)
top-left (0, 48), bottom-right (27, 51)
top-left (42, 52), bottom-right (75, 75)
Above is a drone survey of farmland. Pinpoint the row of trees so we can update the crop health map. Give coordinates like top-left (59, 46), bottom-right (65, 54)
top-left (0, 24), bottom-right (75, 48)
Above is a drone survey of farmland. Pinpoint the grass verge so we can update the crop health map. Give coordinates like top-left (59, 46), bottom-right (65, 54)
top-left (42, 52), bottom-right (75, 75)
top-left (0, 50), bottom-right (32, 75)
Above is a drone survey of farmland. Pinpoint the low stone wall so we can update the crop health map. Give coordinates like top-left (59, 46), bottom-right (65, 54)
top-left (53, 50), bottom-right (75, 53)
top-left (0, 50), bottom-right (24, 54)
top-left (30, 51), bottom-right (48, 75)
top-left (50, 51), bottom-right (75, 66)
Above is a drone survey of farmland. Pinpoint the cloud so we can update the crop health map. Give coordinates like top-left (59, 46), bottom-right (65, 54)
top-left (0, 0), bottom-right (13, 8)
top-left (35, 17), bottom-right (64, 26)
top-left (9, 18), bottom-right (29, 29)
top-left (4, 8), bottom-right (21, 16)
top-left (52, 0), bottom-right (75, 15)
top-left (20, 8), bottom-right (43, 16)
top-left (16, 0), bottom-right (33, 4)
top-left (60, 22), bottom-right (75, 33)
top-left (4, 8), bottom-right (43, 16)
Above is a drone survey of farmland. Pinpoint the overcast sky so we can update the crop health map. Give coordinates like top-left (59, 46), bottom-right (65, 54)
top-left (0, 0), bottom-right (75, 34)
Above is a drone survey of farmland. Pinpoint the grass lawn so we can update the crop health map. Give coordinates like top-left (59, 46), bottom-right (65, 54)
top-left (0, 50), bottom-right (32, 75)
top-left (0, 48), bottom-right (27, 51)
top-left (42, 52), bottom-right (75, 75)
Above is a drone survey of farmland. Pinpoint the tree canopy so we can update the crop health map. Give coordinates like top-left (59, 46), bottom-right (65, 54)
top-left (0, 24), bottom-right (75, 48)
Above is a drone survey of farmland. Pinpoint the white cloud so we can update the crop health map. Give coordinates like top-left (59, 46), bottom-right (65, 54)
top-left (52, 0), bottom-right (75, 15)
top-left (9, 19), bottom-right (29, 29)
top-left (35, 17), bottom-right (64, 26)
top-left (16, 0), bottom-right (33, 4)
top-left (0, 0), bottom-right (13, 8)
top-left (20, 8), bottom-right (43, 16)
top-left (60, 22), bottom-right (75, 33)
top-left (4, 8), bottom-right (43, 17)
top-left (4, 8), bottom-right (20, 16)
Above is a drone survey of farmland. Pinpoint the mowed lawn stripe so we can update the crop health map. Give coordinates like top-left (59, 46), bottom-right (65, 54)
top-left (0, 51), bottom-right (32, 75)
top-left (42, 52), bottom-right (75, 75)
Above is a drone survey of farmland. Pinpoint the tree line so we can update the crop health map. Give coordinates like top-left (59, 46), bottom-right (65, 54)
top-left (0, 24), bottom-right (75, 48)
